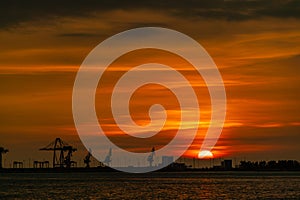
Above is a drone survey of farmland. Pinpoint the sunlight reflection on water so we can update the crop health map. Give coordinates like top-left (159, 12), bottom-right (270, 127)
top-left (0, 172), bottom-right (300, 199)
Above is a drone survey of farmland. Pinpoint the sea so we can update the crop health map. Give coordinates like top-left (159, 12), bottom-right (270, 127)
top-left (0, 171), bottom-right (299, 199)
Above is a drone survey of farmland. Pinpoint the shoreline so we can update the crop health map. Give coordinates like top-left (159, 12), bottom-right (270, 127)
top-left (1, 167), bottom-right (300, 173)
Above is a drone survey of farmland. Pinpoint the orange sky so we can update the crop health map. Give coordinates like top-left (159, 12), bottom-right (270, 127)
top-left (0, 1), bottom-right (300, 166)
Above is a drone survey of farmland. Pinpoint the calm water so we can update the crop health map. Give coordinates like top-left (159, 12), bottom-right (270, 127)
top-left (0, 171), bottom-right (300, 199)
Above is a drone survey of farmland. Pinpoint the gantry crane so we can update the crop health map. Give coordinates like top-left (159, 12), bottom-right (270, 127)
top-left (147, 147), bottom-right (155, 167)
top-left (0, 147), bottom-right (8, 168)
top-left (40, 138), bottom-right (77, 168)
top-left (84, 149), bottom-right (92, 168)
top-left (103, 148), bottom-right (112, 166)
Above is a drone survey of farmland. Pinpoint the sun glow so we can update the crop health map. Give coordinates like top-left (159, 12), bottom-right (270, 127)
top-left (198, 150), bottom-right (214, 159)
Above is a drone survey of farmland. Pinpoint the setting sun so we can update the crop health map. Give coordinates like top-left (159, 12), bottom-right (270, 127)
top-left (198, 150), bottom-right (214, 159)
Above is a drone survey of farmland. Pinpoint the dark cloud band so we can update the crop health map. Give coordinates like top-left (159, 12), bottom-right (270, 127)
top-left (1, 0), bottom-right (300, 29)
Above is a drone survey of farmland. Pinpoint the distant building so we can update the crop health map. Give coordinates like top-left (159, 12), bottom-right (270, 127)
top-left (221, 160), bottom-right (232, 170)
top-left (162, 156), bottom-right (174, 166)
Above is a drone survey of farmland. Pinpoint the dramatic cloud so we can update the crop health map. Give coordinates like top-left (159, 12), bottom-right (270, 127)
top-left (1, 0), bottom-right (300, 29)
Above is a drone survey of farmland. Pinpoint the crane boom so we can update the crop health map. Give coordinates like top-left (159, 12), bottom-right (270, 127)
top-left (39, 138), bottom-right (77, 168)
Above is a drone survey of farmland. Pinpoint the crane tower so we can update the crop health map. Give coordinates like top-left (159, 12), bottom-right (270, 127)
top-left (0, 147), bottom-right (8, 168)
top-left (40, 138), bottom-right (77, 168)
top-left (147, 147), bottom-right (155, 167)
top-left (103, 148), bottom-right (112, 166)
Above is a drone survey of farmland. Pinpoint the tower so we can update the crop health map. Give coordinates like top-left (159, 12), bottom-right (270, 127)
top-left (0, 147), bottom-right (8, 168)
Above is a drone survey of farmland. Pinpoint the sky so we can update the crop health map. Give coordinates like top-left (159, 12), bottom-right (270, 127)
top-left (0, 0), bottom-right (300, 167)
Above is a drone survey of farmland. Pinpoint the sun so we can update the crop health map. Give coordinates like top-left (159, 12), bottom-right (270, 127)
top-left (198, 150), bottom-right (214, 159)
